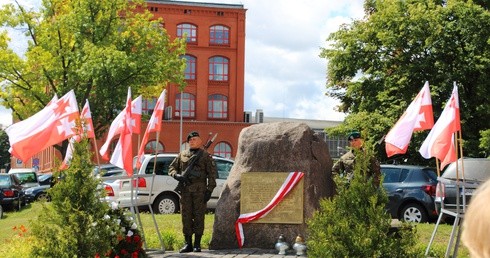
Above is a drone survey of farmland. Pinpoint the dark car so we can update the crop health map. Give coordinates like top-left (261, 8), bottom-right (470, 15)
top-left (435, 158), bottom-right (490, 219)
top-left (0, 174), bottom-right (26, 211)
top-left (25, 173), bottom-right (56, 202)
top-left (381, 164), bottom-right (438, 223)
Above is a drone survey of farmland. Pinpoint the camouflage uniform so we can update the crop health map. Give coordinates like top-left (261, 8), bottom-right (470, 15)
top-left (169, 148), bottom-right (217, 238)
top-left (332, 149), bottom-right (381, 186)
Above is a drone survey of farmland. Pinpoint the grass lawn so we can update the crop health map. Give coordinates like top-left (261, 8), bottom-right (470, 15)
top-left (0, 202), bottom-right (470, 257)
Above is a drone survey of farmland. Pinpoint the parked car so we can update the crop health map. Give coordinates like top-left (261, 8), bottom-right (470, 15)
top-left (381, 164), bottom-right (438, 223)
top-left (102, 154), bottom-right (234, 214)
top-left (0, 174), bottom-right (26, 211)
top-left (8, 168), bottom-right (40, 188)
top-left (435, 158), bottom-right (490, 220)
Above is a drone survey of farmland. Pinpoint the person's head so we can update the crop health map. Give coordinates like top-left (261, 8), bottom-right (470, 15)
top-left (187, 131), bottom-right (203, 149)
top-left (347, 131), bottom-right (363, 149)
top-left (462, 179), bottom-right (490, 258)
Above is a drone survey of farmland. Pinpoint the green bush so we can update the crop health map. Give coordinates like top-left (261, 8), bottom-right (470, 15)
top-left (307, 141), bottom-right (417, 258)
top-left (30, 139), bottom-right (114, 257)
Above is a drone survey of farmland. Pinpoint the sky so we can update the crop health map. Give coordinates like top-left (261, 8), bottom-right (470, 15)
top-left (0, 0), bottom-right (365, 127)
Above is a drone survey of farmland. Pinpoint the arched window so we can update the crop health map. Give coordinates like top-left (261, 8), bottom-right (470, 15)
top-left (175, 92), bottom-right (196, 118)
top-left (177, 23), bottom-right (197, 43)
top-left (213, 142), bottom-right (232, 159)
top-left (183, 55), bottom-right (196, 80)
top-left (208, 94), bottom-right (228, 119)
top-left (209, 25), bottom-right (229, 45)
top-left (144, 140), bottom-right (165, 154)
top-left (208, 56), bottom-right (229, 81)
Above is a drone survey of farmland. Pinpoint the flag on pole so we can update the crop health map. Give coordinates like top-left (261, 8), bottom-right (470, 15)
top-left (110, 88), bottom-right (134, 175)
top-left (6, 90), bottom-right (79, 162)
top-left (81, 100), bottom-right (95, 139)
top-left (385, 81), bottom-right (434, 157)
top-left (131, 95), bottom-right (142, 135)
top-left (419, 84), bottom-right (461, 169)
top-left (60, 99), bottom-right (96, 170)
top-left (136, 90), bottom-right (166, 169)
top-left (100, 96), bottom-right (142, 160)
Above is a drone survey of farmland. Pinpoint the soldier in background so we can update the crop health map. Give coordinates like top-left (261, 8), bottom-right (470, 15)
top-left (332, 131), bottom-right (381, 187)
top-left (169, 131), bottom-right (217, 253)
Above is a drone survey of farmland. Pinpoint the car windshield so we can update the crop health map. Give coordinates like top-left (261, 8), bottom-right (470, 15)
top-left (13, 172), bottom-right (37, 184)
top-left (0, 175), bottom-right (10, 187)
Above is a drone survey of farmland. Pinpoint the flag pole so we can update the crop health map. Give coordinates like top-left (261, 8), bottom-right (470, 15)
top-left (153, 131), bottom-right (159, 173)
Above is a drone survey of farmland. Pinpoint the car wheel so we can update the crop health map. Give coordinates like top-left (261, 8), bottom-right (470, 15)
top-left (37, 193), bottom-right (49, 202)
top-left (0, 204), bottom-right (3, 219)
top-left (400, 203), bottom-right (428, 223)
top-left (153, 195), bottom-right (179, 214)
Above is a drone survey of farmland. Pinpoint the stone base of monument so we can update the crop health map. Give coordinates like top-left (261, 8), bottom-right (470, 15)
top-left (209, 122), bottom-right (334, 249)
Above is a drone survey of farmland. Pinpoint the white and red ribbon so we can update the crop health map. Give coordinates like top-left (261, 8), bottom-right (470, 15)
top-left (235, 171), bottom-right (304, 248)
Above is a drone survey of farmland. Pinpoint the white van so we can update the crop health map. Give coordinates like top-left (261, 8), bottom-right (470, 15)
top-left (102, 154), bottom-right (234, 214)
top-left (8, 168), bottom-right (40, 188)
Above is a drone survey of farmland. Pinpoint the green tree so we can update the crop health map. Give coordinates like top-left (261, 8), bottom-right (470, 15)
top-left (307, 140), bottom-right (417, 257)
top-left (30, 138), bottom-right (115, 257)
top-left (322, 0), bottom-right (490, 162)
top-left (0, 128), bottom-right (10, 171)
top-left (0, 0), bottom-right (186, 154)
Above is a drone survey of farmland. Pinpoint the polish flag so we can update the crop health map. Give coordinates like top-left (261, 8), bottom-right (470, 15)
top-left (99, 96), bottom-right (142, 160)
top-left (385, 81), bottom-right (434, 157)
top-left (419, 85), bottom-right (461, 169)
top-left (131, 95), bottom-right (142, 135)
top-left (60, 99), bottom-right (95, 170)
top-left (6, 90), bottom-right (79, 162)
top-left (136, 90), bottom-right (166, 169)
top-left (110, 88), bottom-right (134, 175)
top-left (81, 100), bottom-right (95, 139)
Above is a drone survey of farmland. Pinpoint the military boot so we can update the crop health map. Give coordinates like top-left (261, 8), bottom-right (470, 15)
top-left (193, 234), bottom-right (202, 252)
top-left (179, 235), bottom-right (193, 253)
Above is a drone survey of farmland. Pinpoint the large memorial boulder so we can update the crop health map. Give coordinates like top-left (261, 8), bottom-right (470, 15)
top-left (209, 122), bottom-right (334, 249)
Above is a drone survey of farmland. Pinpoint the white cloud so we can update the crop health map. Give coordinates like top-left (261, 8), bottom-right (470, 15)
top-left (0, 0), bottom-right (365, 126)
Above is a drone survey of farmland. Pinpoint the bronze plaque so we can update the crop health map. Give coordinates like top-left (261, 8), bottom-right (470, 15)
top-left (240, 172), bottom-right (304, 224)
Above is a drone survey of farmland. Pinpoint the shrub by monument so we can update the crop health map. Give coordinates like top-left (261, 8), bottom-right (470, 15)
top-left (307, 141), bottom-right (417, 257)
top-left (30, 139), bottom-right (115, 257)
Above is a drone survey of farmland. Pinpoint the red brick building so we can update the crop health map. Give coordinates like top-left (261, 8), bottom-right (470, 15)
top-left (11, 1), bottom-right (249, 172)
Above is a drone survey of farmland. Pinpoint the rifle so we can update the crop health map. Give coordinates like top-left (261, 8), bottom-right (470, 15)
top-left (176, 133), bottom-right (218, 191)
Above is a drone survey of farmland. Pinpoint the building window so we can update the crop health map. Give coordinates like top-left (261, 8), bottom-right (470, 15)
top-left (176, 92), bottom-right (195, 118)
top-left (183, 55), bottom-right (196, 80)
top-left (177, 23), bottom-right (197, 43)
top-left (208, 56), bottom-right (229, 81)
top-left (213, 142), bottom-right (232, 158)
top-left (145, 140), bottom-right (164, 154)
top-left (209, 25), bottom-right (229, 45)
top-left (208, 94), bottom-right (227, 119)
top-left (142, 98), bottom-right (157, 116)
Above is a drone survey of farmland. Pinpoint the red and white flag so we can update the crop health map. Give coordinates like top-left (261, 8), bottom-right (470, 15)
top-left (60, 99), bottom-right (96, 170)
top-left (131, 95), bottom-right (142, 135)
top-left (419, 85), bottom-right (461, 169)
top-left (100, 96), bottom-right (142, 160)
top-left (6, 90), bottom-right (79, 162)
top-left (385, 81), bottom-right (434, 157)
top-left (136, 90), bottom-right (166, 169)
top-left (110, 88), bottom-right (134, 175)
top-left (235, 172), bottom-right (304, 248)
top-left (81, 100), bottom-right (95, 139)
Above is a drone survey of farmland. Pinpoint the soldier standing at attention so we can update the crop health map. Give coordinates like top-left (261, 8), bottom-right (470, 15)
top-left (332, 131), bottom-right (381, 186)
top-left (169, 131), bottom-right (217, 253)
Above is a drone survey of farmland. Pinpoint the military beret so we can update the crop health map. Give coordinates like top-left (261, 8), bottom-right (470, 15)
top-left (347, 131), bottom-right (361, 141)
top-left (187, 131), bottom-right (200, 142)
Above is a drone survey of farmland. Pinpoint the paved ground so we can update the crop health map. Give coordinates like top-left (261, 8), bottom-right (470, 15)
top-left (147, 248), bottom-right (306, 257)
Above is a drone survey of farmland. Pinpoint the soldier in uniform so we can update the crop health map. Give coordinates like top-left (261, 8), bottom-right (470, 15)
top-left (332, 131), bottom-right (380, 186)
top-left (169, 131), bottom-right (217, 253)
